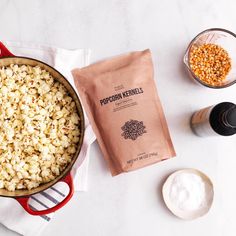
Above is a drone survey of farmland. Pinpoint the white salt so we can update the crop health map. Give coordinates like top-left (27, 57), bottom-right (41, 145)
top-left (169, 173), bottom-right (208, 211)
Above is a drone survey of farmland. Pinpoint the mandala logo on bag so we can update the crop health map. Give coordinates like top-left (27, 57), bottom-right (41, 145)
top-left (121, 119), bottom-right (147, 140)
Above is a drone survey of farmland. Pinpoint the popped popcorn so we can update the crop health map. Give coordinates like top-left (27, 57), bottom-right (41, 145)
top-left (0, 64), bottom-right (81, 191)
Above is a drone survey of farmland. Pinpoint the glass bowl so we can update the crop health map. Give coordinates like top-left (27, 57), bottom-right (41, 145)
top-left (184, 28), bottom-right (236, 89)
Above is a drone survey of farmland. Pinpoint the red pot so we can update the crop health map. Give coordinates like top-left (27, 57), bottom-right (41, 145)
top-left (0, 42), bottom-right (85, 215)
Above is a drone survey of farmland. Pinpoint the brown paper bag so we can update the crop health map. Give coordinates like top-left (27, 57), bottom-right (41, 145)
top-left (72, 49), bottom-right (176, 176)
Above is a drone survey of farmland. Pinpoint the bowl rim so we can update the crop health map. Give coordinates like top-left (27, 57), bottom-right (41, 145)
top-left (184, 28), bottom-right (236, 89)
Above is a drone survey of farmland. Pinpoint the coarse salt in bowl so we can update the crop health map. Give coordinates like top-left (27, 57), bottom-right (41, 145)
top-left (162, 169), bottom-right (214, 220)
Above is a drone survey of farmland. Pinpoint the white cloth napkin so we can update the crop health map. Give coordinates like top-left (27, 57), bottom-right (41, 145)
top-left (0, 42), bottom-right (95, 236)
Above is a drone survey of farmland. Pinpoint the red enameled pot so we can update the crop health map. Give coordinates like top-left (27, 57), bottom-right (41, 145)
top-left (0, 42), bottom-right (85, 215)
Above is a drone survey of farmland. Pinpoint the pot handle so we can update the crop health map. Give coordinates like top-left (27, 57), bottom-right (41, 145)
top-left (16, 173), bottom-right (74, 216)
top-left (0, 41), bottom-right (15, 57)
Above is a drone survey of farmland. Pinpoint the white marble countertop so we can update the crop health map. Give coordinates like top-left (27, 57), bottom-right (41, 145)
top-left (0, 0), bottom-right (236, 235)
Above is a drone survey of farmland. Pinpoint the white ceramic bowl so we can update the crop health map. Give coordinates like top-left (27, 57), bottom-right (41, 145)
top-left (162, 169), bottom-right (214, 220)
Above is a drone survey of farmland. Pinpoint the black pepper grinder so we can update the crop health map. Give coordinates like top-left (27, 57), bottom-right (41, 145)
top-left (191, 102), bottom-right (236, 137)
